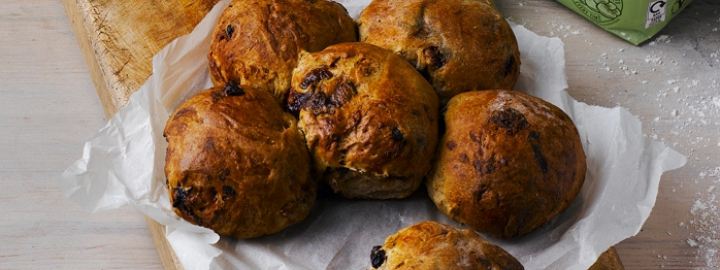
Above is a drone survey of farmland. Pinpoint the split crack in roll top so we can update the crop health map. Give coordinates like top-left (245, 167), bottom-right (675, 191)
top-left (209, 0), bottom-right (357, 103)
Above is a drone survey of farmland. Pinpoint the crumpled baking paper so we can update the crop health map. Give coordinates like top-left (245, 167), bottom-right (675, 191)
top-left (62, 1), bottom-right (687, 269)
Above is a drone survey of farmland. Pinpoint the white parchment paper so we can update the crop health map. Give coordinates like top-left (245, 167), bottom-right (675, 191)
top-left (62, 1), bottom-right (687, 269)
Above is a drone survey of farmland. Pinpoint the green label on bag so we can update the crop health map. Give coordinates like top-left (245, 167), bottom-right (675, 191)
top-left (556, 0), bottom-right (692, 45)
top-left (572, 0), bottom-right (623, 24)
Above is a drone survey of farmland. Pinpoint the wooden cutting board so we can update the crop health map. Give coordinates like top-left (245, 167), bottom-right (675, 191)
top-left (61, 1), bottom-right (219, 269)
top-left (61, 0), bottom-right (624, 269)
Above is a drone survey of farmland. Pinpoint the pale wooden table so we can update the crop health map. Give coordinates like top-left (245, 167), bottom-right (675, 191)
top-left (0, 0), bottom-right (717, 269)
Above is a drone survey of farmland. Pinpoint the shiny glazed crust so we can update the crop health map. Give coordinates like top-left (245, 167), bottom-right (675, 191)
top-left (371, 221), bottom-right (524, 270)
top-left (358, 0), bottom-right (520, 102)
top-left (288, 42), bottom-right (439, 199)
top-left (208, 0), bottom-right (357, 102)
top-left (427, 90), bottom-right (586, 238)
top-left (163, 87), bottom-right (314, 239)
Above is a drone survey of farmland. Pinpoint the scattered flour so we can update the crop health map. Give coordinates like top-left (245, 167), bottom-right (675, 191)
top-left (686, 167), bottom-right (720, 268)
top-left (516, 10), bottom-right (720, 268)
top-left (591, 28), bottom-right (720, 268)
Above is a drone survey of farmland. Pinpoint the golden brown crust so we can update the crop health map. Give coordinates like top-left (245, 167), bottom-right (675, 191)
top-left (358, 0), bottom-right (520, 102)
top-left (208, 0), bottom-right (357, 102)
top-left (371, 221), bottom-right (524, 270)
top-left (287, 42), bottom-right (439, 199)
top-left (163, 86), bottom-right (314, 239)
top-left (427, 90), bottom-right (586, 238)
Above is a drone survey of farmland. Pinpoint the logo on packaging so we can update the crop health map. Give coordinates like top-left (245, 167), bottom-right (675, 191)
top-left (573, 0), bottom-right (623, 25)
top-left (671, 0), bottom-right (688, 15)
top-left (646, 0), bottom-right (667, 28)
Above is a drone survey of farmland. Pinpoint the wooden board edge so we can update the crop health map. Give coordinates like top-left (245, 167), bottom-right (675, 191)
top-left (144, 216), bottom-right (624, 270)
top-left (147, 218), bottom-right (184, 270)
top-left (591, 247), bottom-right (625, 270)
top-left (608, 247), bottom-right (625, 269)
top-left (62, 1), bottom-right (182, 269)
top-left (61, 0), bottom-right (118, 118)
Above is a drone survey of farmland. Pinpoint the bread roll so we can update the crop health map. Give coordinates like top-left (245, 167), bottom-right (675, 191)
top-left (428, 90), bottom-right (585, 238)
top-left (287, 42), bottom-right (439, 199)
top-left (164, 85), bottom-right (314, 238)
top-left (359, 0), bottom-right (520, 101)
top-left (370, 221), bottom-right (524, 270)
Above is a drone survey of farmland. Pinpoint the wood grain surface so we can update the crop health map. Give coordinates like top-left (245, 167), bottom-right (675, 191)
top-left (61, 1), bottom-right (218, 269)
top-left (0, 1), bottom-right (161, 269)
top-left (62, 0), bottom-right (218, 116)
top-left (495, 1), bottom-right (720, 269)
top-left (1, 0), bottom-right (716, 269)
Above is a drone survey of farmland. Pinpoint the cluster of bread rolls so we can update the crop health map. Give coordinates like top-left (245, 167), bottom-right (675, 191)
top-left (163, 0), bottom-right (587, 269)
